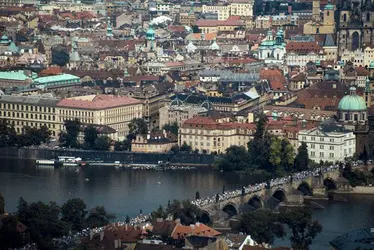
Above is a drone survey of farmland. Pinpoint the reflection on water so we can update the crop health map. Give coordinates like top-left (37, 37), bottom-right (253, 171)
top-left (2, 158), bottom-right (374, 249)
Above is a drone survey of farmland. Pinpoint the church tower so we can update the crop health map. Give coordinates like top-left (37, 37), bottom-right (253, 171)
top-left (312, 0), bottom-right (321, 22)
top-left (323, 0), bottom-right (335, 26)
top-left (106, 17), bottom-right (114, 38)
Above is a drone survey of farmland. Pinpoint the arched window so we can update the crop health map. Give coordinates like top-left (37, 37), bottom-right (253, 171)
top-left (367, 13), bottom-right (370, 22)
top-left (343, 13), bottom-right (347, 22)
top-left (327, 11), bottom-right (330, 17)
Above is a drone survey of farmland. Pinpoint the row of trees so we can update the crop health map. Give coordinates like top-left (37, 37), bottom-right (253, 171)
top-left (59, 119), bottom-right (111, 150)
top-left (0, 194), bottom-right (114, 250)
top-left (239, 207), bottom-right (322, 250)
top-left (0, 119), bottom-right (51, 148)
top-left (214, 114), bottom-right (310, 175)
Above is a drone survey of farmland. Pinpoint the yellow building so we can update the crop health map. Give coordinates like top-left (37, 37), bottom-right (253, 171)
top-left (195, 18), bottom-right (245, 33)
top-left (179, 116), bottom-right (256, 154)
top-left (364, 45), bottom-right (374, 67)
top-left (202, 0), bottom-right (253, 21)
top-left (303, 0), bottom-right (335, 35)
top-left (56, 94), bottom-right (143, 139)
top-left (131, 131), bottom-right (177, 153)
top-left (0, 95), bottom-right (60, 137)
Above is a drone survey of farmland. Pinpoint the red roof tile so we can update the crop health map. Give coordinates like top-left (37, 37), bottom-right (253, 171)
top-left (171, 223), bottom-right (220, 239)
top-left (57, 95), bottom-right (142, 110)
top-left (286, 42), bottom-right (322, 54)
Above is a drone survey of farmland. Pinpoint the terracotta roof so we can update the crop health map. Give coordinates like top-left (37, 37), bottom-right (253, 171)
top-left (171, 223), bottom-right (220, 239)
top-left (190, 33), bottom-right (217, 41)
top-left (286, 42), bottom-right (322, 54)
top-left (39, 66), bottom-right (63, 76)
top-left (135, 243), bottom-right (181, 250)
top-left (183, 116), bottom-right (218, 128)
top-left (152, 220), bottom-right (177, 236)
top-left (270, 80), bottom-right (287, 91)
top-left (182, 116), bottom-right (256, 130)
top-left (57, 94), bottom-right (142, 110)
top-left (260, 68), bottom-right (286, 85)
top-left (195, 19), bottom-right (244, 27)
top-left (290, 72), bottom-right (306, 81)
top-left (168, 25), bottom-right (186, 33)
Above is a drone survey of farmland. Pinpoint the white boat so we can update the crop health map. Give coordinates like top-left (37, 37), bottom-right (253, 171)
top-left (87, 161), bottom-right (121, 167)
top-left (36, 159), bottom-right (56, 165)
top-left (58, 156), bottom-right (81, 167)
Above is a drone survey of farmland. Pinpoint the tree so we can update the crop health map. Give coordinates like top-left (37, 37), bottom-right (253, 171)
top-left (0, 119), bottom-right (17, 147)
top-left (279, 207), bottom-right (322, 250)
top-left (269, 137), bottom-right (282, 170)
top-left (213, 146), bottom-right (250, 171)
top-left (125, 215), bottom-right (130, 224)
top-left (170, 144), bottom-right (180, 153)
top-left (0, 215), bottom-right (27, 249)
top-left (128, 118), bottom-right (148, 135)
top-left (61, 198), bottom-right (87, 231)
top-left (151, 205), bottom-right (168, 222)
top-left (166, 200), bottom-right (202, 225)
top-left (16, 198), bottom-right (69, 249)
top-left (60, 119), bottom-right (81, 148)
top-left (280, 139), bottom-right (295, 173)
top-left (360, 146), bottom-right (369, 164)
top-left (83, 126), bottom-right (98, 150)
top-left (180, 142), bottom-right (192, 153)
top-left (94, 136), bottom-right (110, 150)
top-left (240, 210), bottom-right (285, 245)
top-left (294, 142), bottom-right (309, 172)
top-left (191, 25), bottom-right (201, 33)
top-left (85, 206), bottom-right (115, 228)
top-left (254, 113), bottom-right (268, 140)
top-left (162, 122), bottom-right (179, 136)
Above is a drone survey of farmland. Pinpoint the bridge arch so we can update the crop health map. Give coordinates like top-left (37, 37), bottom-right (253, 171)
top-left (247, 195), bottom-right (263, 209)
top-left (272, 188), bottom-right (287, 202)
top-left (200, 210), bottom-right (212, 225)
top-left (297, 181), bottom-right (313, 196)
top-left (222, 202), bottom-right (238, 217)
top-left (324, 177), bottom-right (337, 190)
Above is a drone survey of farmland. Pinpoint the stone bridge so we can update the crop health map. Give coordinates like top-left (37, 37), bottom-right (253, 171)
top-left (199, 170), bottom-right (343, 224)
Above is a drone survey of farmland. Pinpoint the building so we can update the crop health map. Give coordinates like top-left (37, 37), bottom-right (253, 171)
top-left (323, 34), bottom-right (338, 62)
top-left (285, 41), bottom-right (325, 67)
top-left (340, 49), bottom-right (364, 67)
top-left (298, 123), bottom-right (356, 163)
top-left (0, 70), bottom-right (34, 89)
top-left (195, 18), bottom-right (245, 34)
top-left (159, 98), bottom-right (207, 128)
top-left (56, 95), bottom-right (143, 140)
top-left (363, 45), bottom-right (374, 67)
top-left (336, 0), bottom-right (374, 55)
top-left (179, 116), bottom-right (256, 154)
top-left (31, 74), bottom-right (81, 90)
top-left (131, 131), bottom-right (177, 153)
top-left (202, 0), bottom-right (253, 21)
top-left (303, 0), bottom-right (335, 35)
top-left (257, 29), bottom-right (286, 64)
top-left (0, 95), bottom-right (60, 137)
top-left (337, 87), bottom-right (367, 124)
top-left (255, 16), bottom-right (271, 29)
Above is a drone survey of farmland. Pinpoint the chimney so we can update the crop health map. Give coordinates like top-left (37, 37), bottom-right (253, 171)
top-left (100, 231), bottom-right (104, 241)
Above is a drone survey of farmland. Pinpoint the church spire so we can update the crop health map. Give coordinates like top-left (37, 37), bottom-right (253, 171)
top-left (106, 16), bottom-right (113, 38)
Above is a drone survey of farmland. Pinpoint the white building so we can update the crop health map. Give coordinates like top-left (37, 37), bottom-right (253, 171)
top-left (341, 49), bottom-right (364, 67)
top-left (298, 125), bottom-right (356, 163)
top-left (257, 30), bottom-right (286, 64)
top-left (202, 0), bottom-right (253, 21)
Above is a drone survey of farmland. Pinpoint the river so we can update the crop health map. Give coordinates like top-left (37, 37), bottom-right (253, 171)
top-left (1, 158), bottom-right (374, 249)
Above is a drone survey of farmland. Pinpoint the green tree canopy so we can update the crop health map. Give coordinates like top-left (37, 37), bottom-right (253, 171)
top-left (180, 142), bottom-right (192, 153)
top-left (128, 118), bottom-right (148, 135)
top-left (83, 126), bottom-right (98, 150)
top-left (294, 142), bottom-right (309, 172)
top-left (166, 200), bottom-right (202, 225)
top-left (214, 145), bottom-right (250, 171)
top-left (240, 210), bottom-right (285, 245)
top-left (0, 119), bottom-right (17, 147)
top-left (61, 198), bottom-right (87, 231)
top-left (60, 119), bottom-right (81, 148)
top-left (85, 206), bottom-right (115, 228)
top-left (162, 122), bottom-right (179, 136)
top-left (279, 207), bottom-right (322, 250)
top-left (94, 136), bottom-right (111, 151)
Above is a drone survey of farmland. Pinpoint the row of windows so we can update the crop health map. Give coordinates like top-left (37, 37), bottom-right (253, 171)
top-left (310, 151), bottom-right (335, 158)
top-left (0, 103), bottom-right (55, 113)
top-left (301, 136), bottom-right (335, 142)
top-left (0, 111), bottom-right (55, 121)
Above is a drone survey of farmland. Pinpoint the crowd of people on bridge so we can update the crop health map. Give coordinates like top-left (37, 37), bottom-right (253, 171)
top-left (191, 160), bottom-right (365, 208)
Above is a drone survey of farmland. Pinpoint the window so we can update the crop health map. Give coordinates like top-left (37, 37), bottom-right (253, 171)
top-left (330, 146), bottom-right (334, 150)
top-left (320, 152), bottom-right (324, 157)
top-left (302, 136), bottom-right (306, 141)
top-left (311, 151), bottom-right (315, 157)
top-left (343, 13), bottom-right (347, 22)
top-left (311, 144), bottom-right (315, 149)
top-left (311, 136), bottom-right (315, 141)
top-left (329, 153), bottom-right (334, 158)
top-left (320, 145), bottom-right (324, 149)
top-left (320, 138), bottom-right (324, 142)
top-left (330, 138), bottom-right (334, 142)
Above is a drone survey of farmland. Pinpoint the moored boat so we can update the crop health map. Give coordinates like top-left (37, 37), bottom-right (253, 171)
top-left (36, 159), bottom-right (56, 165)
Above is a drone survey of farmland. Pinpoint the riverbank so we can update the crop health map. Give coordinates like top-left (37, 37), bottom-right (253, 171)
top-left (0, 147), bottom-right (215, 166)
top-left (335, 186), bottom-right (374, 194)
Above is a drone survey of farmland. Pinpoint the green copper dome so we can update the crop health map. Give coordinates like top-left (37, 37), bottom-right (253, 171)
top-left (324, 4), bottom-right (334, 10)
top-left (338, 87), bottom-right (367, 111)
top-left (369, 60), bottom-right (374, 69)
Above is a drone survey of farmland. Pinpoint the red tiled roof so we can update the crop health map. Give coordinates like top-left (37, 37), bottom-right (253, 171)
top-left (182, 116), bottom-right (256, 130)
top-left (286, 42), bottom-right (322, 54)
top-left (171, 223), bottom-right (220, 239)
top-left (356, 66), bottom-right (369, 76)
top-left (270, 80), bottom-right (286, 91)
top-left (195, 18), bottom-right (244, 27)
top-left (39, 66), bottom-right (63, 76)
top-left (168, 25), bottom-right (186, 33)
top-left (57, 95), bottom-right (142, 110)
top-left (260, 69), bottom-right (286, 84)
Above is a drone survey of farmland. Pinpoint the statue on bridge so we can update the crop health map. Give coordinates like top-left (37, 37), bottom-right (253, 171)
top-left (241, 186), bottom-right (245, 196)
top-left (215, 193), bottom-right (219, 203)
